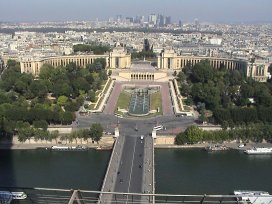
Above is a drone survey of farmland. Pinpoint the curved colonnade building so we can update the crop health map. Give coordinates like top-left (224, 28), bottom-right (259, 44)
top-left (20, 46), bottom-right (131, 77)
top-left (20, 47), bottom-right (269, 82)
top-left (158, 49), bottom-right (269, 82)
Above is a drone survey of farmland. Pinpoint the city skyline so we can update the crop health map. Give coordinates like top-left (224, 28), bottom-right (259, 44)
top-left (0, 0), bottom-right (271, 23)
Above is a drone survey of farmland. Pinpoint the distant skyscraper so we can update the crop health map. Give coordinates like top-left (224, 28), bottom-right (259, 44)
top-left (148, 14), bottom-right (157, 25)
top-left (194, 18), bottom-right (200, 30)
top-left (116, 15), bottom-right (122, 22)
top-left (125, 17), bottom-right (133, 23)
top-left (179, 20), bottom-right (183, 28)
top-left (165, 16), bottom-right (171, 25)
top-left (157, 14), bottom-right (164, 27)
top-left (134, 15), bottom-right (145, 24)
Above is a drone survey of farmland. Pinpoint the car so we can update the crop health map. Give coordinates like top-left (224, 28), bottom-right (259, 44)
top-left (238, 144), bottom-right (245, 148)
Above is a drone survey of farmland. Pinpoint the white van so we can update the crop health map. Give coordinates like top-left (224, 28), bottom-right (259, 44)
top-left (153, 125), bottom-right (163, 131)
top-left (140, 135), bottom-right (144, 140)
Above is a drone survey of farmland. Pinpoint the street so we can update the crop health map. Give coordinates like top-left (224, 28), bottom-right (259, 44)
top-left (77, 113), bottom-right (195, 136)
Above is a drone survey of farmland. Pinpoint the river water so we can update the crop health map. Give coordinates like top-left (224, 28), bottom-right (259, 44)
top-left (0, 149), bottom-right (271, 194)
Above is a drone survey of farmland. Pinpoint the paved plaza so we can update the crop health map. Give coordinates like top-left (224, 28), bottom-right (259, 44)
top-left (103, 81), bottom-right (174, 116)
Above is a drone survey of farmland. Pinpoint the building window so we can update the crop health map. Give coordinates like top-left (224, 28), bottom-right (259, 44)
top-left (115, 58), bottom-right (119, 68)
top-left (168, 58), bottom-right (171, 69)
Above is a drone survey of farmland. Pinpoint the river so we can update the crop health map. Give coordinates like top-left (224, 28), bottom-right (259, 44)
top-left (0, 148), bottom-right (271, 194)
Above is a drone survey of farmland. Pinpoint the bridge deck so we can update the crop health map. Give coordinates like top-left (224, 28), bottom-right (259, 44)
top-left (99, 135), bottom-right (154, 203)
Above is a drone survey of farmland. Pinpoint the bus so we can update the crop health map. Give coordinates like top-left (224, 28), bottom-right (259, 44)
top-left (153, 125), bottom-right (163, 131)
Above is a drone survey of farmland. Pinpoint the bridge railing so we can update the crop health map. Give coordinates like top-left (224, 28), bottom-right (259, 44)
top-left (1, 186), bottom-right (272, 204)
top-left (98, 135), bottom-right (125, 203)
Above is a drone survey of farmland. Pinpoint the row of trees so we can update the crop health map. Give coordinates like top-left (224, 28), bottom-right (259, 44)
top-left (0, 59), bottom-right (107, 100)
top-left (213, 106), bottom-right (272, 125)
top-left (177, 60), bottom-right (272, 126)
top-left (0, 59), bottom-right (108, 138)
top-left (175, 125), bottom-right (272, 145)
top-left (73, 44), bottom-right (111, 55)
top-left (131, 50), bottom-right (156, 59)
top-left (17, 123), bottom-right (103, 143)
top-left (39, 59), bottom-right (108, 98)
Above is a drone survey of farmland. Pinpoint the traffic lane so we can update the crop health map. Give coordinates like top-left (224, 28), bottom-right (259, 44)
top-left (129, 136), bottom-right (145, 193)
top-left (127, 136), bottom-right (145, 202)
top-left (114, 136), bottom-right (136, 193)
top-left (112, 136), bottom-right (145, 203)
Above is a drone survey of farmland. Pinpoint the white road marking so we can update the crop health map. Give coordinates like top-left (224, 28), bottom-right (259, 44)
top-left (126, 138), bottom-right (137, 203)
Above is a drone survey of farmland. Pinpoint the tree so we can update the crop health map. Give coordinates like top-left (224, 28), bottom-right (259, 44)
top-left (34, 128), bottom-right (48, 141)
top-left (60, 111), bottom-right (74, 125)
top-left (73, 44), bottom-right (110, 55)
top-left (177, 71), bottom-right (186, 82)
top-left (57, 95), bottom-right (69, 107)
top-left (29, 80), bottom-right (48, 98)
top-left (72, 77), bottom-right (90, 93)
top-left (213, 108), bottom-right (231, 124)
top-left (39, 64), bottom-right (54, 80)
top-left (183, 126), bottom-right (203, 144)
top-left (240, 84), bottom-right (254, 98)
top-left (87, 90), bottom-right (96, 102)
top-left (0, 91), bottom-right (11, 104)
top-left (7, 59), bottom-right (18, 68)
top-left (89, 123), bottom-right (103, 143)
top-left (198, 109), bottom-right (208, 124)
top-left (94, 58), bottom-right (107, 70)
top-left (49, 130), bottom-right (59, 142)
top-left (175, 132), bottom-right (188, 145)
top-left (86, 74), bottom-right (94, 83)
top-left (33, 120), bottom-right (48, 131)
top-left (17, 127), bottom-right (34, 143)
top-left (99, 70), bottom-right (108, 80)
top-left (14, 80), bottom-right (28, 94)
top-left (87, 63), bottom-right (96, 73)
top-left (191, 60), bottom-right (214, 83)
top-left (53, 81), bottom-right (73, 97)
top-left (229, 70), bottom-right (243, 86)
top-left (180, 84), bottom-right (191, 97)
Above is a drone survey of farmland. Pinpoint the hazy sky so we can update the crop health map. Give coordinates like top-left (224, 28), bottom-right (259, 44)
top-left (0, 0), bottom-right (271, 23)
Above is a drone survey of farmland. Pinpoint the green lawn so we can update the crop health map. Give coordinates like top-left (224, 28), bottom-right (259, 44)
top-left (183, 105), bottom-right (191, 112)
top-left (89, 103), bottom-right (96, 110)
top-left (150, 91), bottom-right (162, 113)
top-left (116, 91), bottom-right (131, 110)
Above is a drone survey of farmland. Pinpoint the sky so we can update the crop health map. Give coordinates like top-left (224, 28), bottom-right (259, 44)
top-left (0, 0), bottom-right (271, 23)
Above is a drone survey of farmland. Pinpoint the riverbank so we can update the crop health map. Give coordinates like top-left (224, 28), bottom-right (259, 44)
top-left (0, 135), bottom-right (115, 150)
top-left (155, 141), bottom-right (272, 150)
top-left (0, 143), bottom-right (112, 150)
top-left (2, 140), bottom-right (272, 150)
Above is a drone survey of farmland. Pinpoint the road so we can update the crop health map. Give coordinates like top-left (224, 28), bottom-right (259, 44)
top-left (113, 135), bottom-right (145, 202)
top-left (77, 113), bottom-right (195, 136)
top-left (99, 133), bottom-right (154, 203)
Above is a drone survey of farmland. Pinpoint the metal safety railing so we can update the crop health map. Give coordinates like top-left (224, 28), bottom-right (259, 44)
top-left (1, 186), bottom-right (272, 204)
